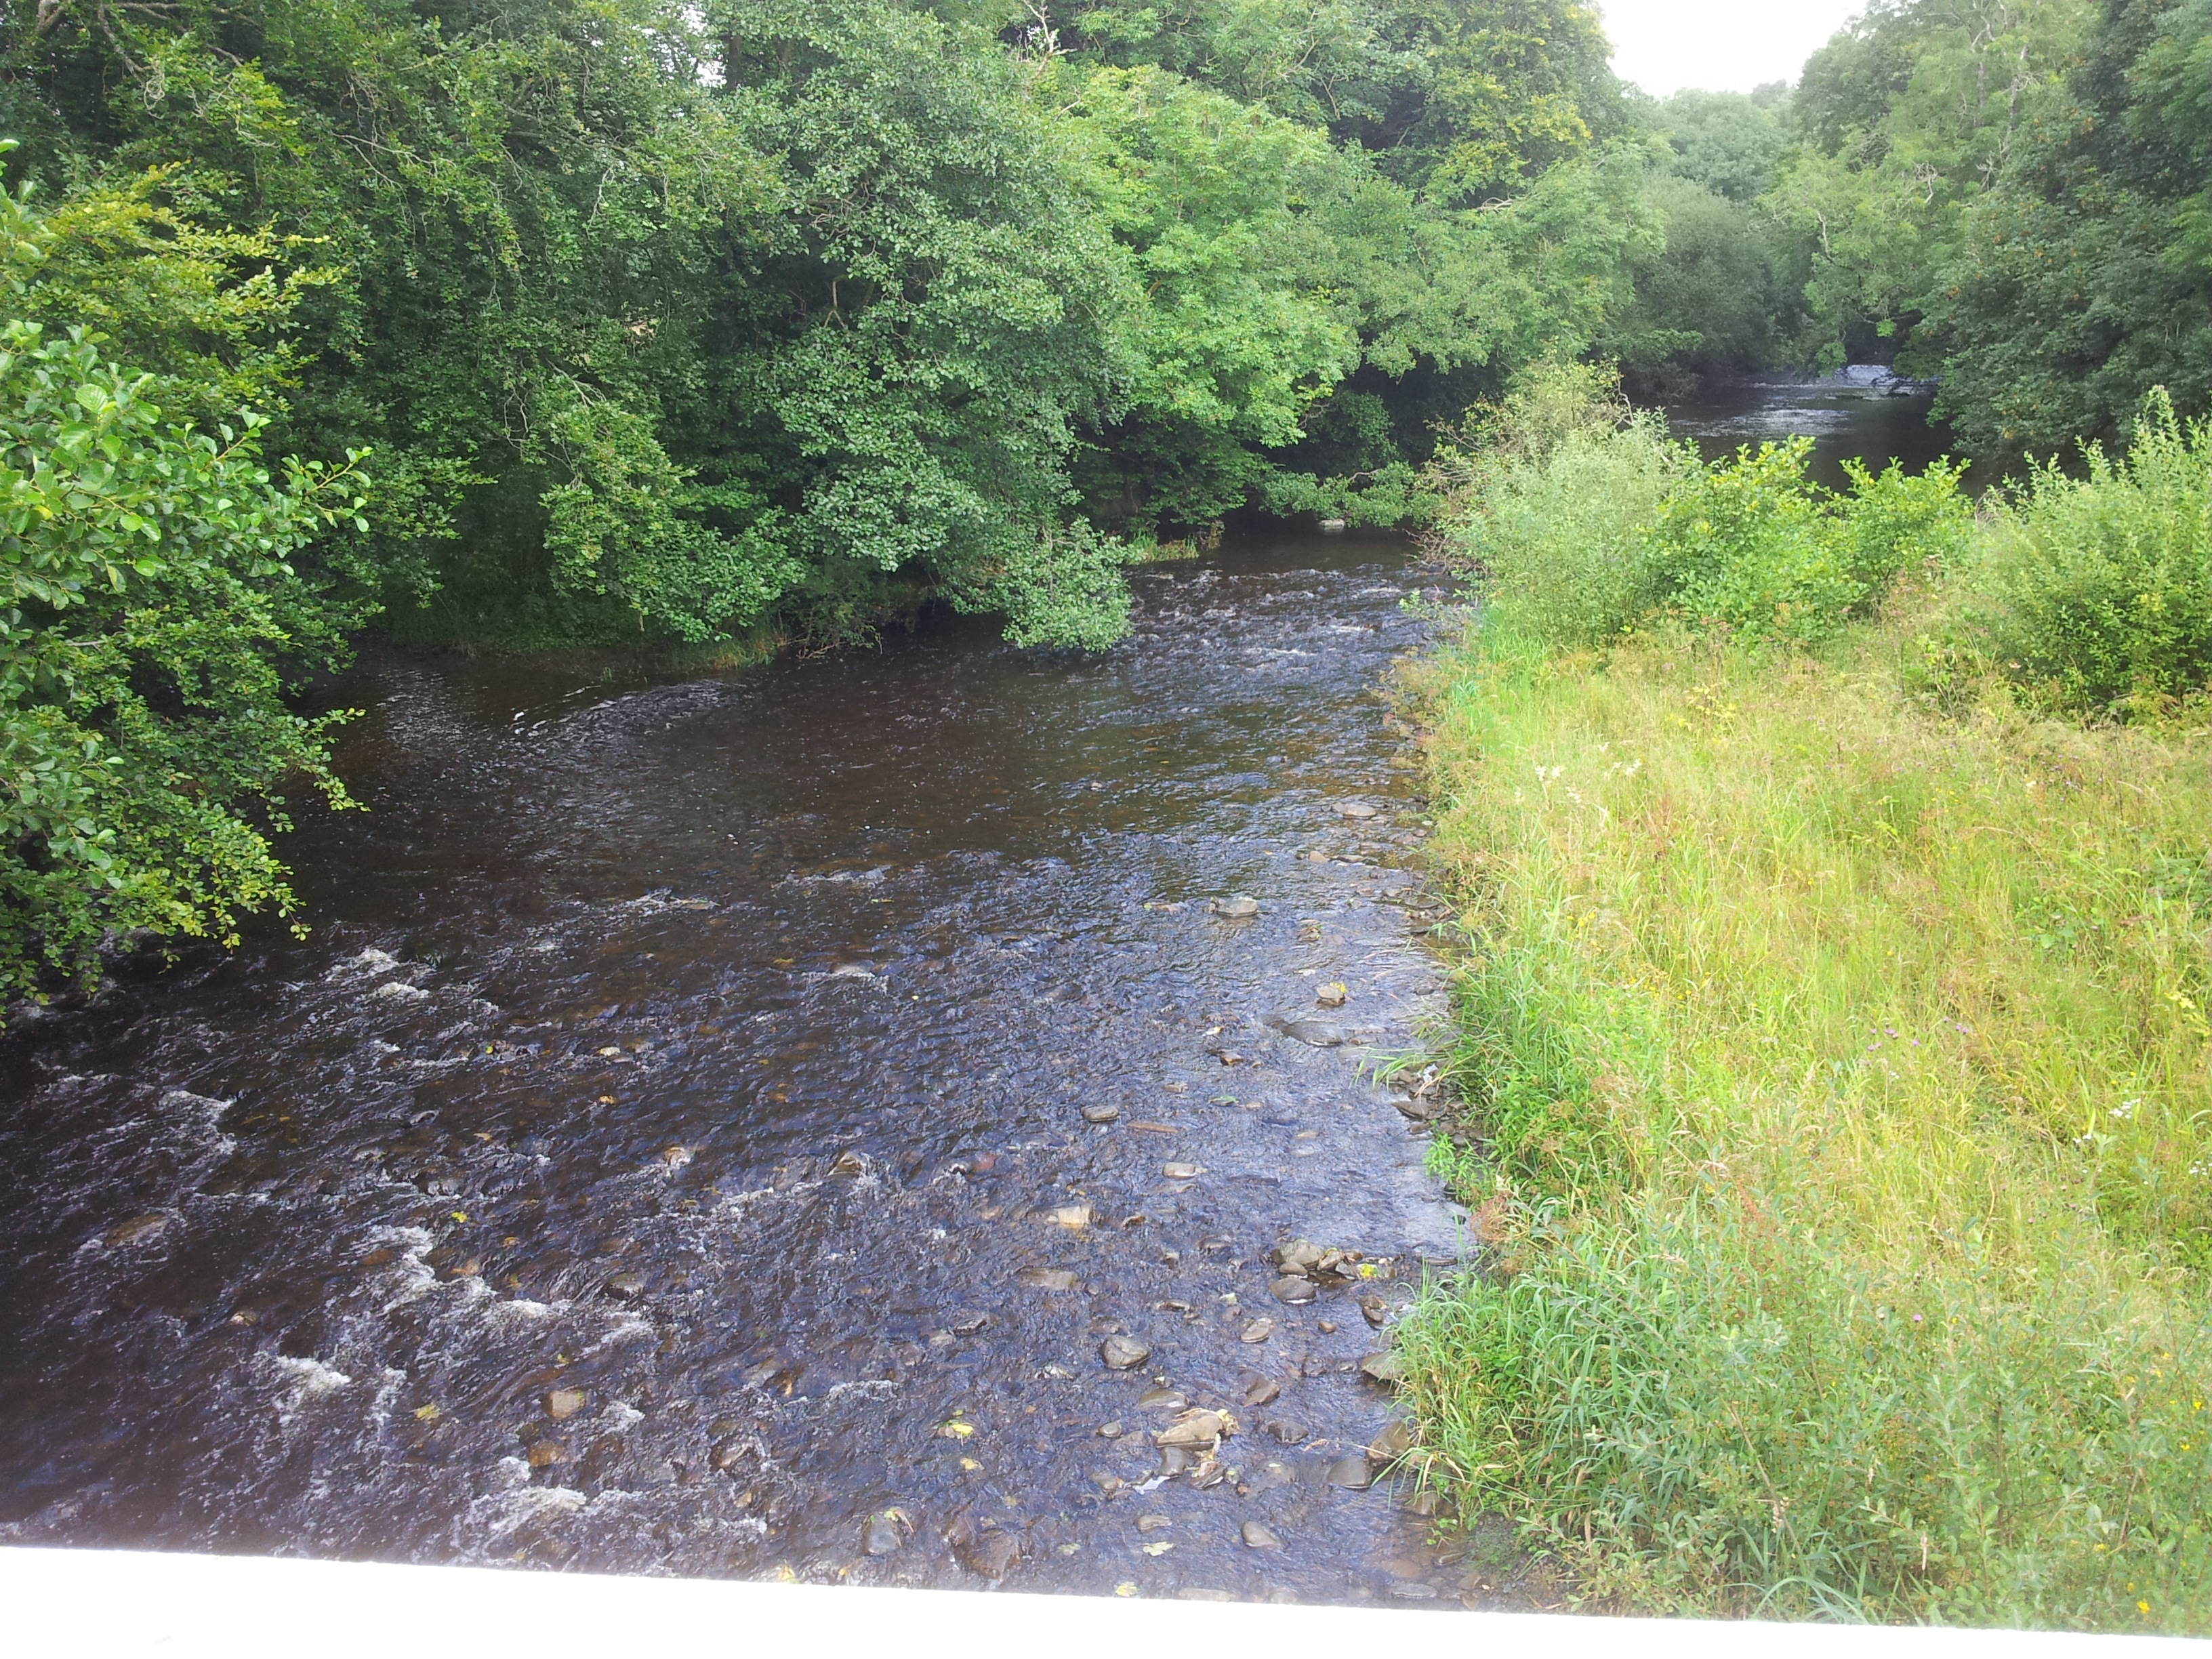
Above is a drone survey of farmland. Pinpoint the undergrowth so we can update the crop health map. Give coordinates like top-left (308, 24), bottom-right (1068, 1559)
top-left (1393, 367), bottom-right (2212, 1631)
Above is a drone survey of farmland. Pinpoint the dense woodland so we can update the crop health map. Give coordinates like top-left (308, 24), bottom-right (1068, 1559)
top-left (0, 0), bottom-right (2209, 985)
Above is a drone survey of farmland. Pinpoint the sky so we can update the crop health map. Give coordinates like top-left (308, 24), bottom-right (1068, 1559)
top-left (1599, 0), bottom-right (1869, 96)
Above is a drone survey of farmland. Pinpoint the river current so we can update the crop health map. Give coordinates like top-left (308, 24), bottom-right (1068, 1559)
top-left (0, 380), bottom-right (1949, 1603)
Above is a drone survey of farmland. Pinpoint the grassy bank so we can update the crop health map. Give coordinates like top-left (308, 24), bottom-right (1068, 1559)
top-left (1394, 371), bottom-right (2212, 1629)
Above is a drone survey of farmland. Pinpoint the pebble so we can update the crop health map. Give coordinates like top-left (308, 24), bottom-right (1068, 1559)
top-left (1275, 1018), bottom-right (1346, 1046)
top-left (1361, 1294), bottom-right (1390, 1328)
top-left (545, 1388), bottom-right (588, 1420)
top-left (864, 1513), bottom-right (903, 1556)
top-left (1081, 1103), bottom-right (1121, 1124)
top-left (603, 1271), bottom-right (646, 1300)
top-left (829, 1149), bottom-right (867, 1176)
top-left (1098, 1420), bottom-right (1125, 1438)
top-left (1019, 1267), bottom-right (1081, 1291)
top-left (1052, 1204), bottom-right (1096, 1229)
top-left (1315, 983), bottom-right (1349, 1008)
top-left (951, 1311), bottom-right (991, 1335)
top-left (1270, 1276), bottom-right (1317, 1304)
top-left (710, 1440), bottom-right (745, 1472)
top-left (526, 1441), bottom-right (569, 1469)
top-left (1136, 1515), bottom-right (1174, 1534)
top-left (1317, 1320), bottom-right (1337, 1334)
top-left (1212, 895), bottom-right (1261, 919)
top-left (1240, 1318), bottom-right (1275, 1344)
top-left (1338, 802), bottom-right (1379, 820)
top-left (1264, 1419), bottom-right (1305, 1444)
top-left (1242, 1521), bottom-right (1284, 1549)
top-left (1137, 1387), bottom-right (1189, 1411)
top-left (1243, 1377), bottom-right (1280, 1407)
top-left (1325, 1454), bottom-right (1372, 1489)
top-left (1101, 1336), bottom-right (1152, 1370)
top-left (1162, 1162), bottom-right (1202, 1181)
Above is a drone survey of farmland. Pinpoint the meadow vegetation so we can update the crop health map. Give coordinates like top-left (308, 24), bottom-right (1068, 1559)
top-left (1397, 365), bottom-right (2212, 1629)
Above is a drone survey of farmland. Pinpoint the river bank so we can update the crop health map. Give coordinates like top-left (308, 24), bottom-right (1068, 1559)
top-left (1394, 374), bottom-right (2212, 1629)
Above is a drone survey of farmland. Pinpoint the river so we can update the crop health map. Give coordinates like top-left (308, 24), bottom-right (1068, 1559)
top-left (0, 380), bottom-right (1950, 1603)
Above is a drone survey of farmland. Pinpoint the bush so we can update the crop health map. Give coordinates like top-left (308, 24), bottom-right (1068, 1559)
top-left (1965, 390), bottom-right (2212, 710)
top-left (1445, 365), bottom-right (1971, 649)
top-left (1437, 362), bottom-right (1692, 647)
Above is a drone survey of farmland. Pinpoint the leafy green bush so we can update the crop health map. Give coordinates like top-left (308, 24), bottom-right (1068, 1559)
top-left (1446, 366), bottom-right (1971, 648)
top-left (1647, 441), bottom-right (1970, 642)
top-left (1436, 362), bottom-right (1690, 647)
top-left (1965, 390), bottom-right (2212, 710)
top-left (1, 184), bottom-right (365, 994)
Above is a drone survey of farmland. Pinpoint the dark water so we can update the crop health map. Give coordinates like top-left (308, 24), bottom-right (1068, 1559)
top-left (0, 531), bottom-right (1475, 1601)
top-left (1667, 372), bottom-right (1961, 490)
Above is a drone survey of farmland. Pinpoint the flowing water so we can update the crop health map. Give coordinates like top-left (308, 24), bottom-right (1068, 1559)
top-left (0, 531), bottom-right (1473, 1602)
top-left (0, 382), bottom-right (1949, 1603)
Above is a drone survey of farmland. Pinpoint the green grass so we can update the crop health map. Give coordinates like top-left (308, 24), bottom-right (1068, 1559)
top-left (1392, 375), bottom-right (2212, 1629)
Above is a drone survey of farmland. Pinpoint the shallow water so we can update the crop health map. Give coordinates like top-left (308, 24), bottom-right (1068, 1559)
top-left (0, 530), bottom-right (1475, 1601)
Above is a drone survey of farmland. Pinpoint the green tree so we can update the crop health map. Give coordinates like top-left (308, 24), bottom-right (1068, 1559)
top-left (0, 181), bottom-right (367, 992)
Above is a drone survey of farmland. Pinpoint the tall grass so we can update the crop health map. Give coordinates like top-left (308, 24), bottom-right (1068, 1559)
top-left (1397, 374), bottom-right (2212, 1630)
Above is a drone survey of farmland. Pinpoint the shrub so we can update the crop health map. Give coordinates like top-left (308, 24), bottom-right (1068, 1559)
top-left (1443, 365), bottom-right (1971, 650)
top-left (1966, 390), bottom-right (2212, 710)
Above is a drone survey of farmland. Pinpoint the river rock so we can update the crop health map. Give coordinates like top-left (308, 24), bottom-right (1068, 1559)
top-left (950, 1311), bottom-right (991, 1335)
top-left (1137, 1387), bottom-right (1189, 1411)
top-left (1239, 1318), bottom-right (1275, 1344)
top-left (1051, 1203), bottom-right (1096, 1229)
top-left (526, 1440), bottom-right (569, 1469)
top-left (1155, 1409), bottom-right (1229, 1448)
top-left (545, 1388), bottom-right (588, 1420)
top-left (1242, 1377), bottom-right (1280, 1407)
top-left (829, 1149), bottom-right (867, 1176)
top-left (1081, 1103), bottom-right (1120, 1124)
top-left (1019, 1267), bottom-right (1081, 1291)
top-left (1361, 1294), bottom-right (1390, 1328)
top-left (1264, 1418), bottom-right (1305, 1444)
top-left (1360, 1351), bottom-right (1406, 1385)
top-left (1338, 802), bottom-right (1379, 820)
top-left (1369, 1420), bottom-right (1415, 1463)
top-left (104, 1213), bottom-right (171, 1247)
top-left (1162, 1162), bottom-right (1202, 1181)
top-left (1242, 1521), bottom-right (1284, 1549)
top-left (1101, 1336), bottom-right (1151, 1370)
top-left (1270, 1276), bottom-right (1317, 1304)
top-left (1273, 1017), bottom-right (1346, 1046)
top-left (1136, 1514), bottom-right (1173, 1534)
top-left (1272, 1240), bottom-right (1323, 1274)
top-left (958, 1531), bottom-right (1022, 1580)
top-left (864, 1513), bottom-right (904, 1556)
top-left (1315, 983), bottom-right (1348, 1008)
top-left (1325, 1454), bottom-right (1372, 1489)
top-left (1211, 895), bottom-right (1261, 919)
top-left (603, 1271), bottom-right (646, 1300)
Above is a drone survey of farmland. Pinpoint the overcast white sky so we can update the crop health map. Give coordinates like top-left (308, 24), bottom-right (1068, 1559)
top-left (1599, 0), bottom-right (1870, 96)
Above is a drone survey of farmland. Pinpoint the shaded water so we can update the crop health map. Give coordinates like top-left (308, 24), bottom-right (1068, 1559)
top-left (1668, 373), bottom-right (1959, 490)
top-left (0, 531), bottom-right (1473, 1601)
